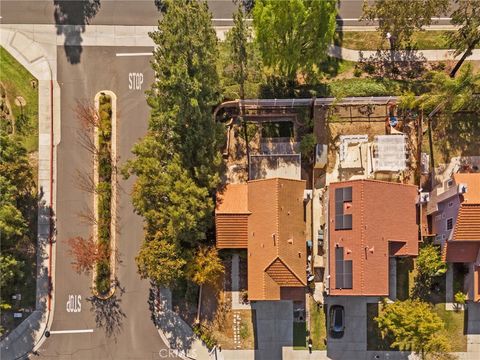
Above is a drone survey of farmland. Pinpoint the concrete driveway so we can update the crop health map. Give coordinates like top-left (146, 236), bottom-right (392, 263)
top-left (325, 296), bottom-right (367, 355)
top-left (251, 301), bottom-right (293, 360)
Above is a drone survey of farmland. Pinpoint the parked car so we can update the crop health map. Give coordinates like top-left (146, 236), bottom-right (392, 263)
top-left (329, 305), bottom-right (345, 338)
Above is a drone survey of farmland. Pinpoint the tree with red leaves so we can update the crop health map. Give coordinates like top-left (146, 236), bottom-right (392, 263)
top-left (67, 236), bottom-right (106, 274)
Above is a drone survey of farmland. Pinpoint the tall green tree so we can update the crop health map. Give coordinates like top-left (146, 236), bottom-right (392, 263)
top-left (447, 0), bottom-right (480, 77)
top-left (136, 238), bottom-right (186, 287)
top-left (375, 299), bottom-right (451, 360)
top-left (253, 0), bottom-right (337, 81)
top-left (0, 129), bottom-right (36, 249)
top-left (0, 129), bottom-right (36, 310)
top-left (227, 3), bottom-right (251, 101)
top-left (412, 244), bottom-right (448, 299)
top-left (361, 0), bottom-right (450, 48)
top-left (124, 0), bottom-right (223, 285)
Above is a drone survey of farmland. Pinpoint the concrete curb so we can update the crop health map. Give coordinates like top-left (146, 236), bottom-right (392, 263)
top-left (92, 90), bottom-right (118, 300)
top-left (0, 28), bottom-right (59, 359)
top-left (4, 24), bottom-right (480, 63)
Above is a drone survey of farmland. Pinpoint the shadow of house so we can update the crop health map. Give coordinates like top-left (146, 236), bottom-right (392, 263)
top-left (54, 0), bottom-right (101, 64)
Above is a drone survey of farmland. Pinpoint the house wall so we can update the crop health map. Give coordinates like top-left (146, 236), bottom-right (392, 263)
top-left (431, 195), bottom-right (460, 244)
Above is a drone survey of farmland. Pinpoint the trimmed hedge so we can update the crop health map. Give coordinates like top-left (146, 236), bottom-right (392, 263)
top-left (95, 94), bottom-right (113, 296)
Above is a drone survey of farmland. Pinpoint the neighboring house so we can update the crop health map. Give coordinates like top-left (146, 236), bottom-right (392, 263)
top-left (327, 180), bottom-right (419, 296)
top-left (215, 178), bottom-right (307, 301)
top-left (428, 173), bottom-right (480, 302)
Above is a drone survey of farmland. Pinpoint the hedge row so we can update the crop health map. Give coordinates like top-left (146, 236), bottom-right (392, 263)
top-left (95, 94), bottom-right (112, 296)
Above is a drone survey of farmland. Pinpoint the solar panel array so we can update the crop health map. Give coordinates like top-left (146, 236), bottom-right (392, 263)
top-left (335, 187), bottom-right (353, 230)
top-left (335, 247), bottom-right (353, 289)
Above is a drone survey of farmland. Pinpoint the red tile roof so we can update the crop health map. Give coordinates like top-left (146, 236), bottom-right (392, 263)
top-left (452, 205), bottom-right (480, 241)
top-left (453, 173), bottom-right (480, 204)
top-left (444, 241), bottom-right (480, 262)
top-left (328, 180), bottom-right (419, 297)
top-left (215, 178), bottom-right (307, 300)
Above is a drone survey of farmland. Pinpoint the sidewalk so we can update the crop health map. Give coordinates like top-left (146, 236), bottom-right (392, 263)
top-left (154, 288), bottom-right (210, 360)
top-left (0, 27), bottom-right (59, 359)
top-left (3, 23), bottom-right (480, 62)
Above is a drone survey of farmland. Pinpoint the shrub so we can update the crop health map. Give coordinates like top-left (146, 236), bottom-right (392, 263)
top-left (193, 323), bottom-right (217, 350)
top-left (454, 291), bottom-right (467, 305)
top-left (353, 67), bottom-right (363, 77)
top-left (329, 78), bottom-right (391, 98)
top-left (300, 133), bottom-right (316, 161)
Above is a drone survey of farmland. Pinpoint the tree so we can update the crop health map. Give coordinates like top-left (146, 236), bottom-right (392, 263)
top-left (375, 299), bottom-right (451, 359)
top-left (66, 236), bottom-right (106, 274)
top-left (361, 0), bottom-right (450, 49)
top-left (124, 0), bottom-right (223, 286)
top-left (0, 254), bottom-right (24, 297)
top-left (413, 244), bottom-right (447, 299)
top-left (227, 3), bottom-right (251, 101)
top-left (253, 0), bottom-right (337, 81)
top-left (136, 238), bottom-right (186, 287)
top-left (416, 244), bottom-right (447, 278)
top-left (447, 0), bottom-right (480, 77)
top-left (187, 246), bottom-right (224, 322)
top-left (402, 65), bottom-right (480, 169)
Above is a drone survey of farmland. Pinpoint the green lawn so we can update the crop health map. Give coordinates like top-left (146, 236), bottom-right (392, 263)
top-left (337, 30), bottom-right (476, 51)
top-left (293, 321), bottom-right (307, 349)
top-left (309, 298), bottom-right (327, 350)
top-left (0, 46), bottom-right (39, 153)
top-left (433, 304), bottom-right (467, 352)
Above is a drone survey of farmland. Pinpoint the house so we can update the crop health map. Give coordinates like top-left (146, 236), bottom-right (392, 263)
top-left (327, 180), bottom-right (419, 296)
top-left (428, 173), bottom-right (480, 302)
top-left (215, 178), bottom-right (307, 301)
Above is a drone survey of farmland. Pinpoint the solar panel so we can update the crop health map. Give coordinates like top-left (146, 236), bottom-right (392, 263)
top-left (344, 260), bottom-right (353, 289)
top-left (335, 247), bottom-right (344, 289)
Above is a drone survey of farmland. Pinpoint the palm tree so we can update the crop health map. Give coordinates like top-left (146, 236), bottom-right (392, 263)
top-left (401, 64), bottom-right (480, 170)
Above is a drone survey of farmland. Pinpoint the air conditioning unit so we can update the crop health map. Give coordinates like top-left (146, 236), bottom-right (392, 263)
top-left (458, 183), bottom-right (468, 194)
top-left (315, 144), bottom-right (327, 169)
top-left (420, 192), bottom-right (430, 203)
top-left (304, 189), bottom-right (312, 200)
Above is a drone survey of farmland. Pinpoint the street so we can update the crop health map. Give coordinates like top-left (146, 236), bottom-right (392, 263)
top-left (35, 46), bottom-right (168, 359)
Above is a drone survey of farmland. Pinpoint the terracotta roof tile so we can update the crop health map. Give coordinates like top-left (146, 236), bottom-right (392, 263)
top-left (444, 241), bottom-right (480, 262)
top-left (452, 204), bottom-right (480, 241)
top-left (215, 184), bottom-right (249, 213)
top-left (216, 178), bottom-right (307, 301)
top-left (329, 180), bottom-right (418, 297)
top-left (453, 173), bottom-right (480, 204)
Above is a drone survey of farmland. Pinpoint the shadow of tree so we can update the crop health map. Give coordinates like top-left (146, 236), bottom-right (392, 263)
top-left (148, 286), bottom-right (195, 357)
top-left (86, 279), bottom-right (126, 338)
top-left (53, 0), bottom-right (101, 64)
top-left (358, 49), bottom-right (427, 80)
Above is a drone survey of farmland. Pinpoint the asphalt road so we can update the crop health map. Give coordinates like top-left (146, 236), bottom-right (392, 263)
top-left (35, 46), bottom-right (172, 360)
top-left (0, 0), bottom-right (380, 26)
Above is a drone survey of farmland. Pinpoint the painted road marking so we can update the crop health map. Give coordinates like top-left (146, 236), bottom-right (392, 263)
top-left (116, 52), bottom-right (152, 57)
top-left (129, 72), bottom-right (144, 90)
top-left (49, 329), bottom-right (94, 334)
top-left (66, 294), bottom-right (81, 313)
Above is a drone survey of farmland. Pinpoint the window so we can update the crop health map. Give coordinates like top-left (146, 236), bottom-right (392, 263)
top-left (447, 218), bottom-right (453, 231)
top-left (448, 201), bottom-right (453, 207)
top-left (335, 187), bottom-right (353, 230)
top-left (447, 179), bottom-right (454, 188)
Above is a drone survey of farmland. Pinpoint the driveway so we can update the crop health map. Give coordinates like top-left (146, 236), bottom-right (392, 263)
top-left (251, 301), bottom-right (293, 360)
top-left (325, 296), bottom-right (367, 357)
